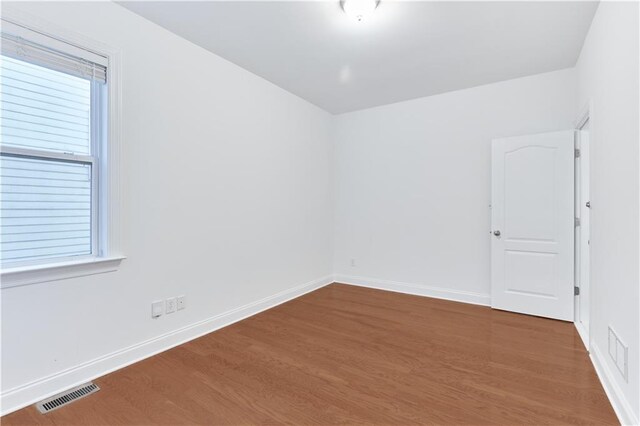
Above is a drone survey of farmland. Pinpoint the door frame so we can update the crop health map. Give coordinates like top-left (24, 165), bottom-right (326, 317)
top-left (574, 100), bottom-right (593, 351)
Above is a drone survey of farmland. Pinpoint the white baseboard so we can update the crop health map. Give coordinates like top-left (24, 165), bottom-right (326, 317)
top-left (574, 321), bottom-right (590, 352)
top-left (5, 275), bottom-right (631, 425)
top-left (341, 276), bottom-right (637, 425)
top-left (0, 275), bottom-right (333, 416)
top-left (590, 344), bottom-right (638, 426)
top-left (334, 274), bottom-right (491, 306)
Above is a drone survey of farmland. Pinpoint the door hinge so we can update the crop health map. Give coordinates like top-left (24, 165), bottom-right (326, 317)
top-left (575, 148), bottom-right (581, 158)
top-left (575, 217), bottom-right (581, 227)
top-left (574, 286), bottom-right (580, 296)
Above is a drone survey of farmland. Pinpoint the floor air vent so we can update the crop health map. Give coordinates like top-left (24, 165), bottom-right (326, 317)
top-left (36, 382), bottom-right (100, 414)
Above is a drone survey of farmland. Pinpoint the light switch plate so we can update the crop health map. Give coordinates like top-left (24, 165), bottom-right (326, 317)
top-left (166, 297), bottom-right (177, 314)
top-left (177, 295), bottom-right (186, 311)
top-left (151, 301), bottom-right (163, 318)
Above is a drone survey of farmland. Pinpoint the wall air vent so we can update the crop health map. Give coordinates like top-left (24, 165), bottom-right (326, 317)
top-left (35, 382), bottom-right (100, 414)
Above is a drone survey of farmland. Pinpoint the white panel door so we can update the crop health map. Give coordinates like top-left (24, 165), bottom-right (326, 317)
top-left (491, 130), bottom-right (574, 321)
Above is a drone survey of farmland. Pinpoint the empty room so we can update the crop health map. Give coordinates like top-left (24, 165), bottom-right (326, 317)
top-left (0, 0), bottom-right (638, 424)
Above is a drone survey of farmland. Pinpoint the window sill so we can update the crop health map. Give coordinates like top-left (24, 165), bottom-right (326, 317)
top-left (1, 256), bottom-right (125, 289)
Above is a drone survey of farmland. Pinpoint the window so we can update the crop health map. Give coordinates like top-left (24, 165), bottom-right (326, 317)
top-left (1, 21), bottom-right (110, 269)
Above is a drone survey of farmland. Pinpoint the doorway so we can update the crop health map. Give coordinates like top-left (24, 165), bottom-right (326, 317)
top-left (574, 109), bottom-right (591, 348)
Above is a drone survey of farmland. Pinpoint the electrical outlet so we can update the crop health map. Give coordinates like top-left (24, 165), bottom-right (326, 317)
top-left (350, 258), bottom-right (356, 267)
top-left (151, 301), bottom-right (163, 318)
top-left (166, 297), bottom-right (177, 314)
top-left (177, 295), bottom-right (186, 311)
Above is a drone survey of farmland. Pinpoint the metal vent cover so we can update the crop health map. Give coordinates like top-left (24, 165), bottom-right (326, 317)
top-left (35, 382), bottom-right (100, 414)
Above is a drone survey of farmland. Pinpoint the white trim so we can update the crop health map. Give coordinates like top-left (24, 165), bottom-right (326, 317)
top-left (1, 18), bottom-right (108, 83)
top-left (0, 17), bottom-right (108, 67)
top-left (0, 274), bottom-right (334, 415)
top-left (1, 256), bottom-right (125, 288)
top-left (590, 344), bottom-right (638, 426)
top-left (575, 99), bottom-right (593, 130)
top-left (0, 5), bottom-right (124, 273)
top-left (574, 321), bottom-right (590, 352)
top-left (334, 274), bottom-right (491, 306)
top-left (0, 146), bottom-right (93, 164)
top-left (574, 100), bottom-right (593, 360)
top-left (103, 42), bottom-right (122, 259)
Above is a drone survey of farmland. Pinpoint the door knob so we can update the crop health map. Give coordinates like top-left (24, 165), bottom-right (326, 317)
top-left (493, 230), bottom-right (501, 237)
top-left (586, 201), bottom-right (591, 208)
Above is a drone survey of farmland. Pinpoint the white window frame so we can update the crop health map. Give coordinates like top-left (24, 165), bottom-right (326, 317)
top-left (0, 8), bottom-right (124, 288)
top-left (0, 146), bottom-right (98, 267)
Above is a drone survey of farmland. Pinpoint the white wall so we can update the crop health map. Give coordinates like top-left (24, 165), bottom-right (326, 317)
top-left (0, 1), bottom-right (334, 413)
top-left (575, 2), bottom-right (639, 423)
top-left (333, 68), bottom-right (577, 303)
top-left (2, 1), bottom-right (638, 422)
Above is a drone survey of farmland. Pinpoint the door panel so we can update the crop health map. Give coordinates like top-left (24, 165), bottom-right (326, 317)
top-left (505, 250), bottom-right (557, 297)
top-left (491, 131), bottom-right (574, 321)
top-left (504, 146), bottom-right (558, 241)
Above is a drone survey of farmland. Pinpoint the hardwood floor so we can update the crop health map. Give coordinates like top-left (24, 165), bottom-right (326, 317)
top-left (3, 283), bottom-right (617, 425)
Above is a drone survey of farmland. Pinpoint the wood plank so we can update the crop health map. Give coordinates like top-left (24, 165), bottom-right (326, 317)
top-left (2, 283), bottom-right (618, 425)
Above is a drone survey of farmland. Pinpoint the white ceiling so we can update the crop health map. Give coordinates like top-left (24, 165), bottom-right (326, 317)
top-left (119, 1), bottom-right (598, 114)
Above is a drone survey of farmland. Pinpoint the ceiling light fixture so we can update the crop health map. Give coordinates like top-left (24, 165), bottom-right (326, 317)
top-left (341, 0), bottom-right (379, 22)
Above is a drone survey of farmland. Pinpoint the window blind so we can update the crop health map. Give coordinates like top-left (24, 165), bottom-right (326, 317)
top-left (0, 155), bottom-right (92, 264)
top-left (1, 53), bottom-right (96, 266)
top-left (0, 20), bottom-right (107, 84)
top-left (1, 55), bottom-right (91, 154)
